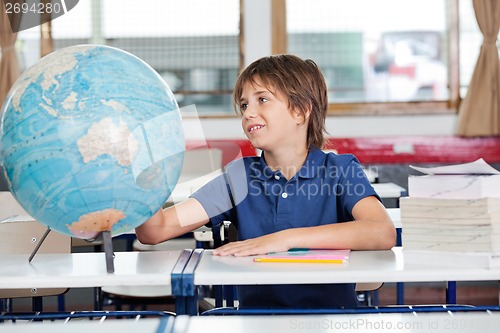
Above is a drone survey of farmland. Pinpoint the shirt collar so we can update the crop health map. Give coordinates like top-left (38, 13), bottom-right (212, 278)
top-left (254, 147), bottom-right (326, 181)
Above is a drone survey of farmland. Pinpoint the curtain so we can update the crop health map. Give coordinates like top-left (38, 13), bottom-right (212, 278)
top-left (40, 0), bottom-right (53, 57)
top-left (457, 0), bottom-right (500, 136)
top-left (0, 1), bottom-right (22, 109)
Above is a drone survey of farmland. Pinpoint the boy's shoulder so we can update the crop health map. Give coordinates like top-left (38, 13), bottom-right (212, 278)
top-left (322, 150), bottom-right (360, 166)
top-left (223, 156), bottom-right (260, 174)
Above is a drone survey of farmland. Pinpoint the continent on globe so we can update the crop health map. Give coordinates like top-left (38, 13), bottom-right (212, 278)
top-left (66, 208), bottom-right (126, 239)
top-left (0, 44), bottom-right (185, 239)
top-left (77, 117), bottom-right (138, 166)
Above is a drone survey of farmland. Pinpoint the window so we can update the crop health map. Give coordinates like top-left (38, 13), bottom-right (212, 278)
top-left (16, 0), bottom-right (241, 116)
top-left (11, 1), bottom-right (496, 116)
top-left (286, 0), bottom-right (453, 114)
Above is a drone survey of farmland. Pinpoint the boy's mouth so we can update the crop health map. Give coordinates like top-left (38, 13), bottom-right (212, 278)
top-left (248, 124), bottom-right (265, 133)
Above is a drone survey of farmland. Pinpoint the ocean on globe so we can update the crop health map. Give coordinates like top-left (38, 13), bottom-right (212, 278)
top-left (0, 44), bottom-right (184, 239)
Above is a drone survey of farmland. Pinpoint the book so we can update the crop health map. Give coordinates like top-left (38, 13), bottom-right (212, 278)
top-left (402, 234), bottom-right (500, 252)
top-left (403, 249), bottom-right (500, 269)
top-left (253, 249), bottom-right (350, 264)
top-left (400, 196), bottom-right (500, 252)
top-left (408, 158), bottom-right (500, 199)
top-left (400, 197), bottom-right (500, 219)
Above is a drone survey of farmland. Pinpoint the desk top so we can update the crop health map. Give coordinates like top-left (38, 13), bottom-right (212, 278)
top-left (3, 312), bottom-right (500, 333)
top-left (193, 247), bottom-right (500, 286)
top-left (0, 251), bottom-right (181, 290)
top-left (174, 312), bottom-right (500, 333)
top-left (0, 318), bottom-right (166, 333)
top-left (387, 207), bottom-right (401, 228)
top-left (372, 182), bottom-right (406, 199)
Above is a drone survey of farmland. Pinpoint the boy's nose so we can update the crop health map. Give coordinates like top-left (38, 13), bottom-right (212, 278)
top-left (244, 106), bottom-right (257, 119)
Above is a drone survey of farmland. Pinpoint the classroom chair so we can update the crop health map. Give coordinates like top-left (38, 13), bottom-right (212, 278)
top-left (176, 147), bottom-right (223, 184)
top-left (0, 219), bottom-right (71, 312)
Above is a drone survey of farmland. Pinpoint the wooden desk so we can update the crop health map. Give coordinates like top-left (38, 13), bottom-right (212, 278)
top-left (176, 248), bottom-right (500, 314)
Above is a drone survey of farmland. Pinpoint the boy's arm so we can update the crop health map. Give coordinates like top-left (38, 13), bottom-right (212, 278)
top-left (135, 198), bottom-right (210, 244)
top-left (213, 196), bottom-right (396, 256)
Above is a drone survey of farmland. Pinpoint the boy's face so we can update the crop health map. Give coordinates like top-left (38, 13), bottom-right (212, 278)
top-left (239, 77), bottom-right (307, 152)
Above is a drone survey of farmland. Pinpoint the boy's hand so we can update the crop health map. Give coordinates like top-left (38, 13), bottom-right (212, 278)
top-left (212, 232), bottom-right (289, 257)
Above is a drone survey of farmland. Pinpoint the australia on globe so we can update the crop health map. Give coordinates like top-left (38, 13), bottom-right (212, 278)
top-left (0, 44), bottom-right (184, 239)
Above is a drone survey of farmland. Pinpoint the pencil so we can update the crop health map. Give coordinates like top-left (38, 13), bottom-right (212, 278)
top-left (253, 258), bottom-right (346, 263)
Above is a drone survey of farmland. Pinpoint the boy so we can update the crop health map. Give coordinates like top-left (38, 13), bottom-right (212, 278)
top-left (136, 54), bottom-right (396, 308)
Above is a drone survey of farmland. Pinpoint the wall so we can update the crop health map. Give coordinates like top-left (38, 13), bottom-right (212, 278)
top-left (184, 114), bottom-right (458, 140)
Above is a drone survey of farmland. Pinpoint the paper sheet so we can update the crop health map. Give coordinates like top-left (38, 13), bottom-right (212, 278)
top-left (410, 158), bottom-right (500, 175)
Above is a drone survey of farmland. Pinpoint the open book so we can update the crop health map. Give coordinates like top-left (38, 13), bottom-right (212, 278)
top-left (253, 249), bottom-right (350, 264)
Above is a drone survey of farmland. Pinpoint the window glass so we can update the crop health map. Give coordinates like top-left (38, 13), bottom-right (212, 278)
top-left (287, 0), bottom-right (449, 103)
top-left (16, 0), bottom-right (240, 115)
top-left (16, 1), bottom-right (91, 71)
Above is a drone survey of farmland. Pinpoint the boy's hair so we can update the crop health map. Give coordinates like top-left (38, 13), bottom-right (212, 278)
top-left (233, 54), bottom-right (328, 149)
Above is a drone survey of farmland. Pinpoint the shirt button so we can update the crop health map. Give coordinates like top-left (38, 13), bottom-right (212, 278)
top-left (274, 175), bottom-right (280, 180)
top-left (281, 192), bottom-right (288, 199)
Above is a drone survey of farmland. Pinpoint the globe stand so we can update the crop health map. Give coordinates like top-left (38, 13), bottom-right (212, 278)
top-left (28, 227), bottom-right (52, 262)
top-left (28, 228), bottom-right (115, 274)
top-left (101, 231), bottom-right (115, 273)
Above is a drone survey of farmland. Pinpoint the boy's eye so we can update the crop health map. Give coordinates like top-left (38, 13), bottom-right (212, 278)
top-left (240, 103), bottom-right (248, 111)
top-left (259, 97), bottom-right (268, 103)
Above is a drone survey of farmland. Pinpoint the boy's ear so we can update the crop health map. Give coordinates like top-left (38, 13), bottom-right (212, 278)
top-left (295, 107), bottom-right (311, 125)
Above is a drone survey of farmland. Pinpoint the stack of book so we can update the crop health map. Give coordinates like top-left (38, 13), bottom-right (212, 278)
top-left (401, 158), bottom-right (500, 268)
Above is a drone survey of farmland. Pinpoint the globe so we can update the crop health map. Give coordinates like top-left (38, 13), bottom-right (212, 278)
top-left (0, 44), bottom-right (184, 239)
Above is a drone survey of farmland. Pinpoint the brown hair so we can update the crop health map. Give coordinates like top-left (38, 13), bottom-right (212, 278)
top-left (233, 54), bottom-right (329, 149)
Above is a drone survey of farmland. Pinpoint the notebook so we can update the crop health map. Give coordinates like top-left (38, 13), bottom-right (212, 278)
top-left (253, 249), bottom-right (350, 263)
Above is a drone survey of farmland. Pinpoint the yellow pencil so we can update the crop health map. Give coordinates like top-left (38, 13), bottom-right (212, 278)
top-left (253, 258), bottom-right (345, 264)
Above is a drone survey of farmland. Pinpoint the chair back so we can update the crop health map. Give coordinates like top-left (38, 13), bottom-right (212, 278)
top-left (355, 282), bottom-right (383, 292)
top-left (0, 191), bottom-right (71, 299)
top-left (178, 148), bottom-right (223, 183)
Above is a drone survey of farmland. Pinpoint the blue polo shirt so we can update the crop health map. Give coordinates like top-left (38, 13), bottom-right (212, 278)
top-left (191, 147), bottom-right (379, 309)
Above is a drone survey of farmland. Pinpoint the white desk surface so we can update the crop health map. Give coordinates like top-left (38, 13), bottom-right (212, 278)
top-left (193, 247), bottom-right (500, 286)
top-left (0, 251), bottom-right (181, 291)
top-left (387, 207), bottom-right (401, 228)
top-left (3, 312), bottom-right (500, 333)
top-left (0, 318), bottom-right (166, 333)
top-left (372, 182), bottom-right (406, 199)
top-left (173, 312), bottom-right (500, 333)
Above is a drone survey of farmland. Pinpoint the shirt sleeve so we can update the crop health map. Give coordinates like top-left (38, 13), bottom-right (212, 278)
top-left (189, 158), bottom-right (249, 227)
top-left (190, 173), bottom-right (233, 227)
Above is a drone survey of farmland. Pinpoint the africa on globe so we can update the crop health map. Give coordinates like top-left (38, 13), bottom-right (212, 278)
top-left (0, 44), bottom-right (184, 239)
